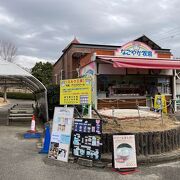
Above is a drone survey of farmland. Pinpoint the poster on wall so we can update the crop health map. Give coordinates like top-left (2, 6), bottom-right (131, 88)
top-left (113, 135), bottom-right (137, 169)
top-left (48, 107), bottom-right (74, 162)
top-left (60, 78), bottom-right (92, 105)
top-left (72, 118), bottom-right (102, 160)
top-left (79, 62), bottom-right (97, 107)
top-left (79, 62), bottom-right (96, 77)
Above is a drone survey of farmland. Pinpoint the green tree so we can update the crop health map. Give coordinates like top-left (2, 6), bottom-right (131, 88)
top-left (31, 61), bottom-right (53, 87)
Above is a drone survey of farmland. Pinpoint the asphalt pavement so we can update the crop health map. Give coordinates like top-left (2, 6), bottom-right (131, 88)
top-left (0, 125), bottom-right (180, 180)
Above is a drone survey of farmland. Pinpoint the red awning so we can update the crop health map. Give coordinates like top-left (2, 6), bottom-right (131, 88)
top-left (97, 56), bottom-right (180, 70)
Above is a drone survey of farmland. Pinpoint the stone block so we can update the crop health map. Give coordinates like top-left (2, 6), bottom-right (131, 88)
top-left (77, 158), bottom-right (93, 167)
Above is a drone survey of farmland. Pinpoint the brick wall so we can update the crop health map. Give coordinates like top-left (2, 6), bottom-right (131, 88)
top-left (157, 53), bottom-right (171, 59)
top-left (80, 49), bottom-right (115, 67)
top-left (53, 45), bottom-right (116, 83)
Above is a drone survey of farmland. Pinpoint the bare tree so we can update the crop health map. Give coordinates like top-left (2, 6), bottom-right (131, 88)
top-left (0, 40), bottom-right (17, 62)
top-left (0, 40), bottom-right (18, 102)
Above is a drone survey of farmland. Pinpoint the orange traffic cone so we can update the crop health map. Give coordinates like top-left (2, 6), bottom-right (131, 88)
top-left (24, 114), bottom-right (41, 139)
top-left (28, 115), bottom-right (36, 133)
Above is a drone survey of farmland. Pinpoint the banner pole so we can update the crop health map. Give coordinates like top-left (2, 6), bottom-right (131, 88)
top-left (89, 104), bottom-right (92, 118)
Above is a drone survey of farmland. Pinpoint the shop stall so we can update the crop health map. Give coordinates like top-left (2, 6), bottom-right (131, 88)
top-left (80, 41), bottom-right (180, 110)
top-left (96, 63), bottom-right (173, 109)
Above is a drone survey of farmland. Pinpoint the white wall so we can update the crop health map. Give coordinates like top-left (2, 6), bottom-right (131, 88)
top-left (98, 64), bottom-right (126, 75)
top-left (159, 70), bottom-right (173, 75)
top-left (176, 79), bottom-right (180, 95)
top-left (98, 63), bottom-right (173, 76)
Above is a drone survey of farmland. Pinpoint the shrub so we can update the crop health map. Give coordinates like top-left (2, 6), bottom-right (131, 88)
top-left (47, 84), bottom-right (60, 118)
top-left (0, 92), bottom-right (34, 100)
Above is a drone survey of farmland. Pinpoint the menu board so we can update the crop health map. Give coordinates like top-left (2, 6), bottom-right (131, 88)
top-left (72, 118), bottom-right (102, 160)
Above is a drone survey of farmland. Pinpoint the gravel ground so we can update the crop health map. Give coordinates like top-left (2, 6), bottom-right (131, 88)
top-left (0, 125), bottom-right (180, 180)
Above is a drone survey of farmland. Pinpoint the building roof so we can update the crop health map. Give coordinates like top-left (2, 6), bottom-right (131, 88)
top-left (54, 35), bottom-right (171, 66)
top-left (54, 42), bottom-right (120, 66)
top-left (71, 37), bottom-right (80, 44)
top-left (62, 37), bottom-right (80, 52)
top-left (135, 35), bottom-right (163, 50)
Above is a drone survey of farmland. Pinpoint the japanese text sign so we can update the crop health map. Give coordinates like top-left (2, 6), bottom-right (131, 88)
top-left (72, 118), bottom-right (102, 160)
top-left (60, 78), bottom-right (92, 105)
top-left (115, 41), bottom-right (157, 58)
top-left (113, 135), bottom-right (137, 169)
top-left (48, 107), bottom-right (74, 162)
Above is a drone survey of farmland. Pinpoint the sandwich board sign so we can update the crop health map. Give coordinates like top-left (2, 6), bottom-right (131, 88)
top-left (113, 135), bottom-right (137, 169)
top-left (72, 118), bottom-right (102, 160)
top-left (48, 107), bottom-right (74, 162)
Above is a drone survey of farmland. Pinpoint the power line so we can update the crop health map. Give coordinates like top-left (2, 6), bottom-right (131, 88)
top-left (150, 26), bottom-right (180, 38)
top-left (156, 31), bottom-right (180, 42)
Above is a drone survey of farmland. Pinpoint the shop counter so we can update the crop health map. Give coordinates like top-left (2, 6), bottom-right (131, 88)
top-left (97, 96), bottom-right (146, 109)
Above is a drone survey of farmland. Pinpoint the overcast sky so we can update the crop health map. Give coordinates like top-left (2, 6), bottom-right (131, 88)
top-left (0, 0), bottom-right (180, 69)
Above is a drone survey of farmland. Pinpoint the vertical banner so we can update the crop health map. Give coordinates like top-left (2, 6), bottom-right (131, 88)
top-left (72, 118), bottom-right (102, 160)
top-left (113, 135), bottom-right (137, 169)
top-left (154, 94), bottom-right (167, 113)
top-left (48, 107), bottom-right (74, 162)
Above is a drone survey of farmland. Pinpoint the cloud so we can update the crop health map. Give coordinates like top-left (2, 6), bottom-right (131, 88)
top-left (0, 0), bottom-right (180, 68)
top-left (15, 55), bottom-right (55, 69)
top-left (0, 7), bottom-right (14, 24)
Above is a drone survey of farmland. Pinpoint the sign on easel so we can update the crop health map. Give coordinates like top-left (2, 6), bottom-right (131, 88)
top-left (113, 135), bottom-right (137, 169)
top-left (48, 107), bottom-right (74, 162)
top-left (72, 118), bottom-right (102, 160)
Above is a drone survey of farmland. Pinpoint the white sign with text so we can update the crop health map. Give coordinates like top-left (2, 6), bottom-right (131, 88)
top-left (113, 135), bottom-right (137, 169)
top-left (48, 107), bottom-right (74, 162)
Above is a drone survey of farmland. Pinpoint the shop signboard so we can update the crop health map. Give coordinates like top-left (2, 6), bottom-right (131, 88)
top-left (154, 94), bottom-right (167, 113)
top-left (113, 135), bottom-right (137, 169)
top-left (60, 78), bottom-right (92, 105)
top-left (48, 107), bottom-right (74, 162)
top-left (72, 118), bottom-right (102, 160)
top-left (115, 41), bottom-right (157, 59)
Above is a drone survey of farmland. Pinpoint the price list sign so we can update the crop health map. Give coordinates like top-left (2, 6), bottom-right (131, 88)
top-left (60, 78), bottom-right (92, 105)
top-left (72, 118), bottom-right (102, 160)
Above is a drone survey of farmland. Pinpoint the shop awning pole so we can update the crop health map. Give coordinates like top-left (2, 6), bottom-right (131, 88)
top-left (173, 70), bottom-right (177, 112)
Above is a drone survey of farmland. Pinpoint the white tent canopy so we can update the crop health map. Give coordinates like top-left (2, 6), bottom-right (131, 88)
top-left (0, 59), bottom-right (48, 121)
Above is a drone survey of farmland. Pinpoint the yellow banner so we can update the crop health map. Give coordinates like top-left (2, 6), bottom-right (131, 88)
top-left (154, 94), bottom-right (167, 114)
top-left (60, 78), bottom-right (92, 105)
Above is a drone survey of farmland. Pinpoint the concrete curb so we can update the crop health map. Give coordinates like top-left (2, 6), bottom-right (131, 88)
top-left (41, 148), bottom-right (180, 168)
